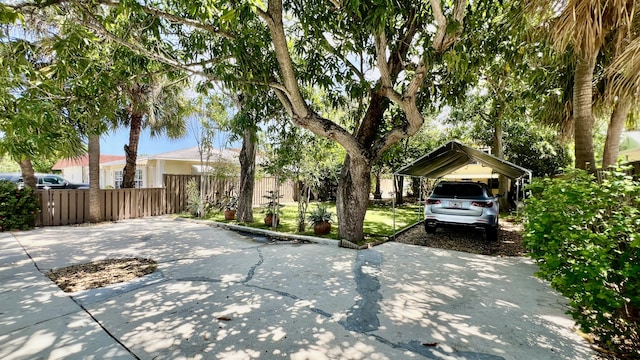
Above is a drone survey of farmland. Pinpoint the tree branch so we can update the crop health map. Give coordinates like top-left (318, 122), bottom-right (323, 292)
top-left (320, 34), bottom-right (365, 83)
top-left (389, 8), bottom-right (420, 78)
top-left (372, 90), bottom-right (424, 161)
top-left (98, 0), bottom-right (235, 39)
top-left (264, 0), bottom-right (308, 118)
top-left (375, 31), bottom-right (402, 104)
top-left (328, 0), bottom-right (342, 9)
top-left (262, 1), bottom-right (360, 153)
top-left (5, 0), bottom-right (64, 11)
top-left (273, 88), bottom-right (294, 118)
top-left (430, 0), bottom-right (466, 52)
top-left (71, 4), bottom-right (213, 80)
top-left (371, 0), bottom-right (468, 159)
top-left (9, 0), bottom-right (236, 39)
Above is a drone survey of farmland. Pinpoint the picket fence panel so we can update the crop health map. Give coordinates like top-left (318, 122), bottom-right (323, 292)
top-left (37, 188), bottom-right (167, 226)
top-left (35, 175), bottom-right (294, 226)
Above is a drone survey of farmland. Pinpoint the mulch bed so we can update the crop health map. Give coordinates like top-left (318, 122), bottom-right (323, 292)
top-left (394, 220), bottom-right (527, 257)
top-left (46, 258), bottom-right (157, 293)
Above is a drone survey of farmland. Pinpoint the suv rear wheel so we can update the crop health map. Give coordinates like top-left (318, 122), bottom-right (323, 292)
top-left (424, 221), bottom-right (437, 234)
top-left (486, 226), bottom-right (498, 241)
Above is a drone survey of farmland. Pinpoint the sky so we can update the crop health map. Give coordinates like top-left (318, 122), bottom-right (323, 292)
top-left (100, 124), bottom-right (238, 156)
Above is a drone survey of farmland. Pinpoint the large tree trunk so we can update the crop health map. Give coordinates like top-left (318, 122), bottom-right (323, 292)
top-left (237, 127), bottom-right (256, 223)
top-left (88, 134), bottom-right (102, 223)
top-left (18, 157), bottom-right (36, 189)
top-left (122, 113), bottom-right (143, 188)
top-left (373, 171), bottom-right (382, 200)
top-left (602, 96), bottom-right (631, 168)
top-left (573, 52), bottom-right (599, 172)
top-left (336, 155), bottom-right (371, 242)
top-left (394, 175), bottom-right (404, 205)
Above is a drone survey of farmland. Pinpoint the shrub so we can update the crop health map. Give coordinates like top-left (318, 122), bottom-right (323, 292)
top-left (307, 203), bottom-right (334, 225)
top-left (185, 179), bottom-right (201, 217)
top-left (523, 169), bottom-right (640, 356)
top-left (262, 190), bottom-right (284, 216)
top-left (0, 181), bottom-right (39, 231)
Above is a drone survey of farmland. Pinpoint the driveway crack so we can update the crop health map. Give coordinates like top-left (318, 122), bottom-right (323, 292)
top-left (340, 249), bottom-right (383, 333)
top-left (242, 248), bottom-right (264, 284)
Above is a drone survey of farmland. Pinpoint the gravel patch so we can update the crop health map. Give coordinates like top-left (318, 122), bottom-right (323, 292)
top-left (395, 220), bottom-right (527, 257)
top-left (46, 258), bottom-right (157, 293)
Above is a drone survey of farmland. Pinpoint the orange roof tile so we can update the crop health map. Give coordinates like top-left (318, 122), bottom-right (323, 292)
top-left (52, 155), bottom-right (126, 170)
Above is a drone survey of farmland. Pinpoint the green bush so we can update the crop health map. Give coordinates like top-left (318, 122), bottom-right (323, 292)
top-left (0, 181), bottom-right (39, 231)
top-left (185, 179), bottom-right (200, 217)
top-left (523, 169), bottom-right (640, 356)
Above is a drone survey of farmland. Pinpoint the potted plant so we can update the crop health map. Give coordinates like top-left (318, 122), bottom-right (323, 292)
top-left (263, 207), bottom-right (282, 226)
top-left (221, 195), bottom-right (238, 220)
top-left (262, 190), bottom-right (283, 227)
top-left (307, 204), bottom-right (334, 235)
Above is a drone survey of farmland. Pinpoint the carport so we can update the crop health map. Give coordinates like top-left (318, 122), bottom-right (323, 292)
top-left (391, 140), bottom-right (532, 236)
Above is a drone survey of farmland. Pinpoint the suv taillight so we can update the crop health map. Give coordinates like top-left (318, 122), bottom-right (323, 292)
top-left (426, 199), bottom-right (441, 205)
top-left (471, 201), bottom-right (493, 208)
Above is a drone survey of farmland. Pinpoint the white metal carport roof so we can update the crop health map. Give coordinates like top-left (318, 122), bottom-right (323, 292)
top-left (394, 140), bottom-right (531, 180)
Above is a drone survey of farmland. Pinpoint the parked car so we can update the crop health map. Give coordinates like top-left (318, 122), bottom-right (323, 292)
top-left (0, 173), bottom-right (88, 190)
top-left (0, 173), bottom-right (22, 183)
top-left (424, 181), bottom-right (499, 241)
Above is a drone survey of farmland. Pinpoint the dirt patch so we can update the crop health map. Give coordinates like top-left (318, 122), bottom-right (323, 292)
top-left (46, 258), bottom-right (157, 293)
top-left (395, 220), bottom-right (527, 257)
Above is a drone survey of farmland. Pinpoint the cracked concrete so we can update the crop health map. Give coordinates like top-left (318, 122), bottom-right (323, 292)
top-left (1, 216), bottom-right (595, 359)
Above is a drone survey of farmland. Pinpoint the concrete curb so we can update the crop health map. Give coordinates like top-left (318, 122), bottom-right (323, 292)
top-left (175, 217), bottom-right (339, 246)
top-left (392, 220), bottom-right (422, 239)
top-left (175, 216), bottom-right (420, 249)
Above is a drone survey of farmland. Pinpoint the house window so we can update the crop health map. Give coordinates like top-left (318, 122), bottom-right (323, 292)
top-left (135, 169), bottom-right (143, 188)
top-left (114, 169), bottom-right (143, 188)
top-left (114, 171), bottom-right (122, 188)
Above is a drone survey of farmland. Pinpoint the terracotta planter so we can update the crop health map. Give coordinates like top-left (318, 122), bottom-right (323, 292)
top-left (264, 214), bottom-right (280, 226)
top-left (313, 221), bottom-right (331, 235)
top-left (224, 209), bottom-right (236, 220)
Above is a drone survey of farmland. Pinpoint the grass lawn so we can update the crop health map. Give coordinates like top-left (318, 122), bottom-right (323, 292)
top-left (206, 201), bottom-right (424, 244)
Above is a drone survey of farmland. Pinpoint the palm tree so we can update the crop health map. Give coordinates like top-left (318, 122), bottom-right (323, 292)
top-left (88, 134), bottom-right (102, 222)
top-left (536, 0), bottom-right (635, 171)
top-left (119, 76), bottom-right (189, 188)
top-left (601, 12), bottom-right (640, 167)
top-left (601, 95), bottom-right (634, 168)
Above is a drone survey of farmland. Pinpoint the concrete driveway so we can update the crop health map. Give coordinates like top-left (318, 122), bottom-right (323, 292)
top-left (1, 216), bottom-right (594, 359)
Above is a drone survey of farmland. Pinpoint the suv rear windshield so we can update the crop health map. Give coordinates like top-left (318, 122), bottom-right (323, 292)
top-left (432, 183), bottom-right (485, 199)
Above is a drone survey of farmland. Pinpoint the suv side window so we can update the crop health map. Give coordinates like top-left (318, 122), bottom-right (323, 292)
top-left (48, 176), bottom-right (65, 184)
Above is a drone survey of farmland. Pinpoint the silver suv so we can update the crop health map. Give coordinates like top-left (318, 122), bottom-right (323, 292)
top-left (424, 181), bottom-right (499, 241)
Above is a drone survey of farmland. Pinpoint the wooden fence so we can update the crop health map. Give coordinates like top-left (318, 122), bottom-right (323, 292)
top-left (163, 174), bottom-right (295, 214)
top-left (35, 175), bottom-right (295, 226)
top-left (595, 161), bottom-right (640, 182)
top-left (163, 174), bottom-right (236, 214)
top-left (36, 188), bottom-right (166, 226)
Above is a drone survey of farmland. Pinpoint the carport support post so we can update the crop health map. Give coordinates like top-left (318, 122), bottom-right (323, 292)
top-left (392, 174), bottom-right (397, 239)
top-left (419, 176), bottom-right (424, 221)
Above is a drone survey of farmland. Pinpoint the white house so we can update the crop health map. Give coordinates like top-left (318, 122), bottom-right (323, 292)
top-left (99, 147), bottom-right (242, 189)
top-left (619, 131), bottom-right (640, 163)
top-left (52, 155), bottom-right (126, 185)
top-left (53, 147), bottom-right (243, 189)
